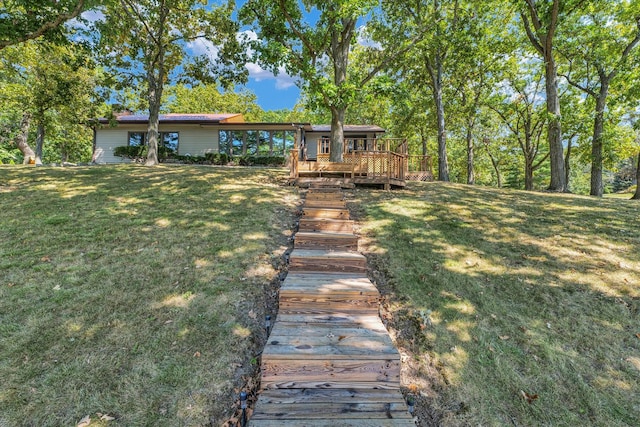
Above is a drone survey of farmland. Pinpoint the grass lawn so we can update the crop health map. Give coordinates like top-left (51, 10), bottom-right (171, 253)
top-left (352, 182), bottom-right (640, 426)
top-left (0, 165), bottom-right (298, 426)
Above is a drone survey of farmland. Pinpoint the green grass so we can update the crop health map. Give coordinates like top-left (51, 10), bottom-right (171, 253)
top-left (0, 165), bottom-right (298, 426)
top-left (352, 182), bottom-right (640, 426)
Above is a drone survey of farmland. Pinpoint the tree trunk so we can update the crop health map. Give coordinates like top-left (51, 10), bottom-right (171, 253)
top-left (590, 82), bottom-right (609, 197)
top-left (35, 119), bottom-right (45, 165)
top-left (14, 112), bottom-right (35, 164)
top-left (466, 125), bottom-right (474, 185)
top-left (545, 55), bottom-right (566, 191)
top-left (329, 107), bottom-right (345, 162)
top-left (524, 158), bottom-right (534, 191)
top-left (146, 77), bottom-right (161, 166)
top-left (429, 55), bottom-right (449, 181)
top-left (328, 17), bottom-right (354, 163)
top-left (144, 11), bottom-right (167, 166)
top-left (632, 152), bottom-right (640, 200)
top-left (484, 137), bottom-right (502, 188)
top-left (565, 138), bottom-right (572, 190)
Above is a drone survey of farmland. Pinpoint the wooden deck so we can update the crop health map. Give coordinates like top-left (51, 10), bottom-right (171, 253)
top-left (250, 185), bottom-right (413, 426)
top-left (289, 138), bottom-right (434, 190)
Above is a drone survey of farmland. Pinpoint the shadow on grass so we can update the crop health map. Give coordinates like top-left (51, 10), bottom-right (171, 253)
top-left (352, 182), bottom-right (639, 426)
top-left (0, 165), bottom-right (298, 426)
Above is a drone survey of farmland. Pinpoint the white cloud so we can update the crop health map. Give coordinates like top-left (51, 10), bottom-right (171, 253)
top-left (246, 62), bottom-right (296, 89)
top-left (67, 9), bottom-right (105, 31)
top-left (187, 38), bottom-right (220, 62)
top-left (356, 25), bottom-right (382, 49)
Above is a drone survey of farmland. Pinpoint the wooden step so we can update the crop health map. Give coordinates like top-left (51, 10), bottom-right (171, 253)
top-left (302, 207), bottom-right (350, 219)
top-left (304, 199), bottom-right (347, 209)
top-left (262, 329), bottom-right (397, 360)
top-left (289, 249), bottom-right (366, 273)
top-left (250, 389), bottom-right (413, 426)
top-left (304, 191), bottom-right (344, 200)
top-left (260, 357), bottom-right (401, 390)
top-left (298, 219), bottom-right (354, 233)
top-left (294, 231), bottom-right (358, 251)
top-left (281, 273), bottom-right (379, 299)
top-left (307, 187), bottom-right (342, 193)
top-left (280, 273), bottom-right (378, 312)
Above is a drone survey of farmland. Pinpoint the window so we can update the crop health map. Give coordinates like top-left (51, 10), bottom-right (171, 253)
top-left (128, 132), bottom-right (146, 147)
top-left (161, 132), bottom-right (179, 154)
top-left (127, 131), bottom-right (179, 155)
top-left (246, 130), bottom-right (258, 155)
top-left (219, 130), bottom-right (231, 154)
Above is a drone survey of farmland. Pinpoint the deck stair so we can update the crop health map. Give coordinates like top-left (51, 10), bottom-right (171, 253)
top-left (250, 185), bottom-right (412, 426)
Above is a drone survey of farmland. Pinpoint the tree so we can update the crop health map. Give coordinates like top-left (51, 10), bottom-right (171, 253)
top-left (0, 0), bottom-right (88, 50)
top-left (98, 0), bottom-right (245, 166)
top-left (489, 57), bottom-right (550, 190)
top-left (561, 3), bottom-right (640, 196)
top-left (0, 40), bottom-right (98, 163)
top-left (241, 0), bottom-right (369, 162)
top-left (518, 0), bottom-right (573, 191)
top-left (377, 0), bottom-right (492, 181)
top-left (633, 151), bottom-right (640, 199)
top-left (163, 84), bottom-right (264, 121)
top-left (242, 0), bottom-right (409, 162)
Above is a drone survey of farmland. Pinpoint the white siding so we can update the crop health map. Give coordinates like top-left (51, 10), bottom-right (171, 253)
top-left (177, 125), bottom-right (218, 156)
top-left (94, 124), bottom-right (220, 163)
top-left (94, 127), bottom-right (136, 163)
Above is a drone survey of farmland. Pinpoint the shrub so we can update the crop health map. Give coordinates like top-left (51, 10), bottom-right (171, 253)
top-left (205, 153), bottom-right (229, 165)
top-left (114, 145), bottom-right (147, 160)
top-left (233, 155), bottom-right (286, 167)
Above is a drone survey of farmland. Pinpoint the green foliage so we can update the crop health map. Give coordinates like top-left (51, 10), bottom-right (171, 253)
top-left (162, 84), bottom-right (264, 121)
top-left (234, 155), bottom-right (285, 167)
top-left (0, 0), bottom-right (88, 49)
top-left (113, 145), bottom-right (147, 159)
top-left (0, 39), bottom-right (101, 162)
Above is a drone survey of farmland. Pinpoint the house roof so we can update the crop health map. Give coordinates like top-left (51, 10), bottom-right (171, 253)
top-left (98, 113), bottom-right (386, 133)
top-left (306, 124), bottom-right (386, 133)
top-left (99, 113), bottom-right (245, 125)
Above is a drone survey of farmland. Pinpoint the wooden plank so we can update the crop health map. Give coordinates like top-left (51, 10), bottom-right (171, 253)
top-left (278, 301), bottom-right (378, 315)
top-left (304, 192), bottom-right (344, 200)
top-left (274, 313), bottom-right (384, 327)
top-left (302, 208), bottom-right (350, 219)
top-left (251, 402), bottom-right (409, 420)
top-left (260, 380), bottom-right (401, 391)
top-left (298, 219), bottom-right (354, 233)
top-left (304, 199), bottom-right (347, 209)
top-left (306, 185), bottom-right (342, 192)
top-left (294, 231), bottom-right (358, 251)
top-left (250, 418), bottom-right (415, 426)
top-left (271, 322), bottom-right (389, 337)
top-left (254, 388), bottom-right (407, 404)
top-left (262, 334), bottom-right (398, 360)
top-left (281, 273), bottom-right (377, 297)
top-left (289, 249), bottom-right (366, 273)
top-left (261, 358), bottom-right (400, 386)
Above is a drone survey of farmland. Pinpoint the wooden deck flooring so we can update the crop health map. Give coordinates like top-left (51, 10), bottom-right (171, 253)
top-left (250, 186), bottom-right (413, 426)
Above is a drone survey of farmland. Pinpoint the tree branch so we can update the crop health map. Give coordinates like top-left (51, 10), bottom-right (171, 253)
top-left (0, 0), bottom-right (86, 50)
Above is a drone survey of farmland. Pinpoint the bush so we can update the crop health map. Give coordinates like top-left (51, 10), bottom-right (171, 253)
top-left (233, 155), bottom-right (286, 167)
top-left (114, 145), bottom-right (147, 160)
top-left (205, 153), bottom-right (229, 165)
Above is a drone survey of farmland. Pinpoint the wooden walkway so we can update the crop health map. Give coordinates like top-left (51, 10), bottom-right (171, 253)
top-left (250, 186), bottom-right (413, 426)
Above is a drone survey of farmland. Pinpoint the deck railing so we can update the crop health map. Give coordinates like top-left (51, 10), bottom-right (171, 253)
top-left (313, 138), bottom-right (407, 181)
top-left (290, 137), bottom-right (433, 184)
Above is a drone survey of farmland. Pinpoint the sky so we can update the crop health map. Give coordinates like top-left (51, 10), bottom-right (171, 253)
top-left (77, 3), bottom-right (375, 112)
top-left (186, 34), bottom-right (301, 111)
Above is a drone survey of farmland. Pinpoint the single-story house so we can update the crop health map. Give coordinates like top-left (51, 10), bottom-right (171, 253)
top-left (93, 113), bottom-right (385, 163)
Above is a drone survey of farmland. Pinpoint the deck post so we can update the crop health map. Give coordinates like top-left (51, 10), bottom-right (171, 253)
top-left (290, 149), bottom-right (299, 180)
